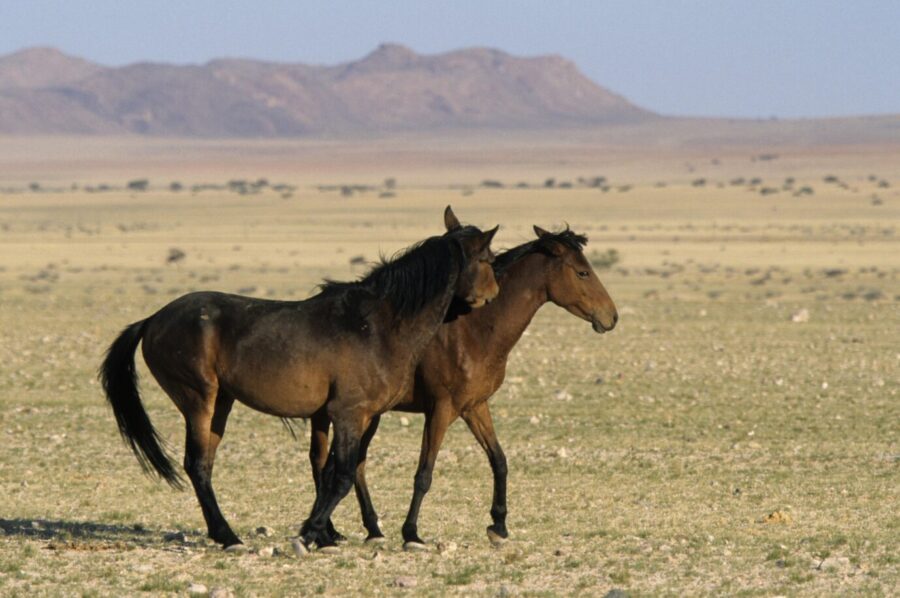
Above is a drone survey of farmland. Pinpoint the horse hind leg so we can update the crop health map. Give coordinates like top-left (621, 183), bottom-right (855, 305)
top-left (182, 386), bottom-right (241, 548)
top-left (309, 410), bottom-right (346, 544)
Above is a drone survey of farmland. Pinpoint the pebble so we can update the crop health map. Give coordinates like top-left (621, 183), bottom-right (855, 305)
top-left (163, 531), bottom-right (186, 543)
top-left (399, 417), bottom-right (410, 427)
top-left (815, 556), bottom-right (852, 571)
top-left (791, 308), bottom-right (810, 323)
top-left (290, 538), bottom-right (308, 558)
top-left (186, 583), bottom-right (208, 595)
top-left (255, 526), bottom-right (275, 537)
top-left (529, 415), bottom-right (540, 425)
top-left (257, 546), bottom-right (275, 557)
top-left (554, 390), bottom-right (572, 401)
top-left (392, 576), bottom-right (418, 588)
top-left (556, 447), bottom-right (569, 459)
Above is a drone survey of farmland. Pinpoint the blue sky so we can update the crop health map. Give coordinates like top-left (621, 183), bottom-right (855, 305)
top-left (2, 0), bottom-right (898, 118)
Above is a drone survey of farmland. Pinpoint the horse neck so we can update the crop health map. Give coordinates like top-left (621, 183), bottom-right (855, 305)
top-left (391, 266), bottom-right (460, 357)
top-left (469, 252), bottom-right (549, 359)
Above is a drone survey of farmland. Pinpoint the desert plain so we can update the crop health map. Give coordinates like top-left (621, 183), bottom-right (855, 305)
top-left (0, 131), bottom-right (898, 596)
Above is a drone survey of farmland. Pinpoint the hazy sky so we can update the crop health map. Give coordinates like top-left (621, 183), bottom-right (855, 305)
top-left (2, 0), bottom-right (898, 118)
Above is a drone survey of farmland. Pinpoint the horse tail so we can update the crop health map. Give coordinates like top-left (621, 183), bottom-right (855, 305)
top-left (99, 318), bottom-right (184, 489)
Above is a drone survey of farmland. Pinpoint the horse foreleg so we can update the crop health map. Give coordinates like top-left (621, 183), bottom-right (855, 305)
top-left (462, 401), bottom-right (509, 544)
top-left (401, 401), bottom-right (456, 549)
top-left (354, 414), bottom-right (384, 542)
top-left (183, 390), bottom-right (241, 548)
top-left (300, 417), bottom-right (363, 550)
top-left (308, 410), bottom-right (345, 543)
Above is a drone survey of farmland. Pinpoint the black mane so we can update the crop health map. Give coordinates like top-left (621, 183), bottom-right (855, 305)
top-left (321, 225), bottom-right (483, 317)
top-left (492, 227), bottom-right (588, 274)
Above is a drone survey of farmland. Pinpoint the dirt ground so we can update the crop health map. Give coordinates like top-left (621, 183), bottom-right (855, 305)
top-left (0, 136), bottom-right (898, 596)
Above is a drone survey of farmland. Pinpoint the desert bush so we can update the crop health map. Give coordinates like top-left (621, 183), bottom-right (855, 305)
top-left (169, 181), bottom-right (183, 192)
top-left (127, 179), bottom-right (149, 191)
top-left (590, 248), bottom-right (620, 270)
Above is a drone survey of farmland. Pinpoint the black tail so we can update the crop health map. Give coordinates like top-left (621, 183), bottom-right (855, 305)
top-left (99, 318), bottom-right (184, 489)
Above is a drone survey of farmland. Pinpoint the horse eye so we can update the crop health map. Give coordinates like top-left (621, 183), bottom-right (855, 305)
top-left (577, 271), bottom-right (589, 279)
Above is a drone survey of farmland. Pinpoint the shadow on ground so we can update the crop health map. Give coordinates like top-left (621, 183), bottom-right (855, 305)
top-left (0, 518), bottom-right (199, 549)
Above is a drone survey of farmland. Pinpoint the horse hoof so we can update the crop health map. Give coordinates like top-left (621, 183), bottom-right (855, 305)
top-left (365, 536), bottom-right (387, 545)
top-left (290, 538), bottom-right (309, 558)
top-left (224, 543), bottom-right (248, 554)
top-left (486, 529), bottom-right (507, 547)
top-left (319, 545), bottom-right (341, 555)
top-left (403, 541), bottom-right (427, 552)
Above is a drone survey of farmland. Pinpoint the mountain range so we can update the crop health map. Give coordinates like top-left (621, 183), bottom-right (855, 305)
top-left (0, 45), bottom-right (654, 137)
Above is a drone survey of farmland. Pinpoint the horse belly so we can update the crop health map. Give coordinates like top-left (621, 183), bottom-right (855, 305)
top-left (221, 364), bottom-right (330, 418)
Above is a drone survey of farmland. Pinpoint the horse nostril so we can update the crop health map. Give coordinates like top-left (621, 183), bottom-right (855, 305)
top-left (613, 312), bottom-right (619, 325)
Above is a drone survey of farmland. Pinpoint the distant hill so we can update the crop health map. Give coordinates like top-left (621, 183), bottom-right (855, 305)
top-left (0, 44), bottom-right (655, 136)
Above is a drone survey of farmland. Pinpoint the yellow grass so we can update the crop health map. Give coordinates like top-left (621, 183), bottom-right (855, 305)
top-left (0, 136), bottom-right (898, 596)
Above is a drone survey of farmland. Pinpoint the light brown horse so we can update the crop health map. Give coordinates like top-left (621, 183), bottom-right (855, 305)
top-left (100, 207), bottom-right (499, 550)
top-left (311, 226), bottom-right (618, 548)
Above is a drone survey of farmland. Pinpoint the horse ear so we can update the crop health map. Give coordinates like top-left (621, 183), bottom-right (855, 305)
top-left (444, 206), bottom-right (462, 231)
top-left (479, 225), bottom-right (499, 250)
top-left (533, 225), bottom-right (551, 238)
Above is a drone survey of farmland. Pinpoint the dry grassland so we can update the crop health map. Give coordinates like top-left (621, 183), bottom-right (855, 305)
top-left (0, 136), bottom-right (898, 596)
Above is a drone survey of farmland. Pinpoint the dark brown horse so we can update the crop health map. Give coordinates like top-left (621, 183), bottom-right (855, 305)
top-left (100, 207), bottom-right (499, 550)
top-left (311, 226), bottom-right (617, 548)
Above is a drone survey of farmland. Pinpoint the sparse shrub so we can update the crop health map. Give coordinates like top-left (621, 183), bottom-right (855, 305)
top-left (544, 178), bottom-right (555, 188)
top-left (692, 178), bottom-right (706, 187)
top-left (169, 181), bottom-right (183, 192)
top-left (558, 181), bottom-right (572, 189)
top-left (730, 177), bottom-right (745, 186)
top-left (481, 180), bottom-right (503, 188)
top-left (384, 177), bottom-right (396, 189)
top-left (29, 182), bottom-right (41, 192)
top-left (127, 179), bottom-right (149, 191)
top-left (341, 186), bottom-right (353, 197)
top-left (760, 187), bottom-right (779, 195)
top-left (591, 248), bottom-right (620, 270)
top-left (166, 248), bottom-right (186, 264)
top-left (823, 175), bottom-right (839, 183)
top-left (749, 177), bottom-right (762, 186)
top-left (877, 179), bottom-right (890, 188)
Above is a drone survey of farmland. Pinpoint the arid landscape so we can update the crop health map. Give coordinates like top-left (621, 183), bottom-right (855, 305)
top-left (0, 132), bottom-right (897, 595)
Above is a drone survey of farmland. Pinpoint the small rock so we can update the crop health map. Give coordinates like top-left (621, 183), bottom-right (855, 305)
top-left (255, 526), bottom-right (274, 537)
top-left (791, 308), bottom-right (809, 323)
top-left (393, 576), bottom-right (418, 588)
top-left (186, 582), bottom-right (208, 595)
top-left (816, 556), bottom-right (852, 571)
top-left (556, 447), bottom-right (569, 459)
top-left (290, 538), bottom-right (308, 558)
top-left (257, 546), bottom-right (275, 557)
top-left (399, 417), bottom-right (410, 427)
top-left (603, 590), bottom-right (629, 598)
top-left (163, 531), bottom-right (186, 543)
top-left (760, 510), bottom-right (792, 524)
top-left (209, 588), bottom-right (235, 598)
top-left (554, 390), bottom-right (572, 401)
top-left (529, 415), bottom-right (540, 425)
